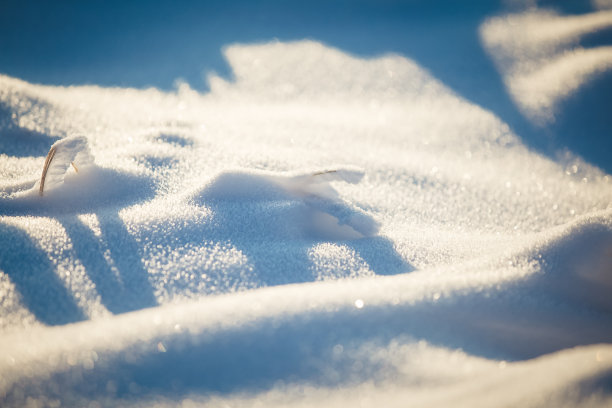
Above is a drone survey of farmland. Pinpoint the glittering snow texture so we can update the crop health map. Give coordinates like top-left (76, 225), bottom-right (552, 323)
top-left (1, 18), bottom-right (611, 408)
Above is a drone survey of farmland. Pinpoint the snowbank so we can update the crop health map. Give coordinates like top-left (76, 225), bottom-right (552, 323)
top-left (0, 29), bottom-right (611, 408)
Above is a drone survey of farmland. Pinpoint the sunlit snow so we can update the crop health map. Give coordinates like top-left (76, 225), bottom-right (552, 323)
top-left (1, 4), bottom-right (612, 408)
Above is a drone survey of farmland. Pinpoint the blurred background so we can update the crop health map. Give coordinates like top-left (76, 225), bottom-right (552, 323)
top-left (1, 0), bottom-right (611, 172)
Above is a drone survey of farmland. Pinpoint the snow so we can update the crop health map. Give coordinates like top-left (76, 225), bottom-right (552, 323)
top-left (1, 2), bottom-right (612, 407)
top-left (480, 9), bottom-right (612, 123)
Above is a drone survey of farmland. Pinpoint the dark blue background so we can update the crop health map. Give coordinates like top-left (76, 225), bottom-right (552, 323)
top-left (1, 0), bottom-right (610, 172)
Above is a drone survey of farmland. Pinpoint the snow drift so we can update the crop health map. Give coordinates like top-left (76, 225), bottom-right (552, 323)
top-left (0, 26), bottom-right (611, 408)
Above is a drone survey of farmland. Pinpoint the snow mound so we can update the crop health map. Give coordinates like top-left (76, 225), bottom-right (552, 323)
top-left (0, 135), bottom-right (155, 215)
top-left (191, 167), bottom-right (379, 240)
top-left (529, 216), bottom-right (612, 313)
top-left (0, 37), bottom-right (611, 407)
top-left (480, 8), bottom-right (612, 123)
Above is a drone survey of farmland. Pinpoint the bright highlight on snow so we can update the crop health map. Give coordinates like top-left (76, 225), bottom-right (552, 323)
top-left (0, 10), bottom-right (612, 408)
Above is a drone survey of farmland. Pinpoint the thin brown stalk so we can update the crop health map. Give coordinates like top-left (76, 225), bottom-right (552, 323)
top-left (39, 146), bottom-right (57, 196)
top-left (312, 169), bottom-right (337, 177)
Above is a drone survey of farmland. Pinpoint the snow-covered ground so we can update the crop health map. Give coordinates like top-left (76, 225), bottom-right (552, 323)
top-left (1, 2), bottom-right (612, 407)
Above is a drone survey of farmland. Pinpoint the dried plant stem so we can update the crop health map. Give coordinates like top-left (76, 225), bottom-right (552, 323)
top-left (312, 169), bottom-right (337, 177)
top-left (39, 146), bottom-right (57, 196)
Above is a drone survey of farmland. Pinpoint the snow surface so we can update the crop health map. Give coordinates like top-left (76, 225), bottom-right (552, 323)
top-left (1, 5), bottom-right (612, 408)
top-left (481, 8), bottom-right (612, 124)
